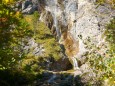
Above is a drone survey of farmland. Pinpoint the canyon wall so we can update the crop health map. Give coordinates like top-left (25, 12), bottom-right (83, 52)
top-left (40, 0), bottom-right (114, 61)
top-left (18, 0), bottom-right (115, 69)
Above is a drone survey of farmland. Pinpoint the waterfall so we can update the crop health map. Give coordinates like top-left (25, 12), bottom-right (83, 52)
top-left (44, 0), bottom-right (80, 70)
top-left (53, 0), bottom-right (61, 39)
top-left (45, 0), bottom-right (61, 40)
top-left (68, 0), bottom-right (79, 70)
top-left (71, 57), bottom-right (79, 70)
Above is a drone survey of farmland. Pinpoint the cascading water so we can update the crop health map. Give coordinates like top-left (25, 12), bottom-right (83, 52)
top-left (66, 0), bottom-right (79, 70)
top-left (13, 0), bottom-right (114, 85)
top-left (53, 0), bottom-right (61, 39)
top-left (40, 0), bottom-right (113, 71)
top-left (45, 0), bottom-right (79, 70)
top-left (45, 0), bottom-right (61, 40)
top-left (72, 57), bottom-right (79, 70)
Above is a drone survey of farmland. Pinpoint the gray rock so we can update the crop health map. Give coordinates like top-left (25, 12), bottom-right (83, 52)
top-left (40, 0), bottom-right (115, 59)
top-left (22, 38), bottom-right (45, 56)
top-left (15, 0), bottom-right (39, 14)
top-left (22, 5), bottom-right (33, 14)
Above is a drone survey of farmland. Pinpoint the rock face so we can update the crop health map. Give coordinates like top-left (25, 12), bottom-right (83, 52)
top-left (39, 0), bottom-right (115, 69)
top-left (15, 0), bottom-right (39, 14)
top-left (12, 0), bottom-right (115, 85)
top-left (17, 0), bottom-right (115, 75)
top-left (21, 38), bottom-right (45, 56)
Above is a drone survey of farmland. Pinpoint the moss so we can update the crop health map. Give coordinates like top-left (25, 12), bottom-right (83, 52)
top-left (96, 0), bottom-right (115, 8)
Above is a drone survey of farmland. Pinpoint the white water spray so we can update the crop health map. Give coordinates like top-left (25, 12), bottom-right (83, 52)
top-left (71, 57), bottom-right (79, 70)
top-left (53, 0), bottom-right (61, 39)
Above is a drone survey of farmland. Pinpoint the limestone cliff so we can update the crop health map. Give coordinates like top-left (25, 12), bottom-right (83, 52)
top-left (4, 0), bottom-right (114, 85)
top-left (39, 0), bottom-right (115, 69)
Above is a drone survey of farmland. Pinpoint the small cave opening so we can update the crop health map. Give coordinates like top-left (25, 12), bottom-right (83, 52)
top-left (47, 57), bottom-right (73, 72)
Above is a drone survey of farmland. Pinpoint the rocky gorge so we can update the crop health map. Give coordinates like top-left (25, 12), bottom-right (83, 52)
top-left (2, 0), bottom-right (115, 86)
top-left (39, 0), bottom-right (114, 68)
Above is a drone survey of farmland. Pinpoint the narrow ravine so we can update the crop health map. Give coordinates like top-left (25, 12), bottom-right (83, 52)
top-left (1, 0), bottom-right (115, 85)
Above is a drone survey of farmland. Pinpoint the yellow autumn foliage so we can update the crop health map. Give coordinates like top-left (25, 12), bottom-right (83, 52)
top-left (2, 0), bottom-right (14, 4)
top-left (15, 11), bottom-right (21, 18)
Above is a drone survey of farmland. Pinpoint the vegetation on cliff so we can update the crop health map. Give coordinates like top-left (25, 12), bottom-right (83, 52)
top-left (0, 0), bottom-right (31, 70)
top-left (84, 18), bottom-right (115, 85)
top-left (0, 1), bottom-right (62, 85)
top-left (0, 0), bottom-right (115, 86)
top-left (96, 0), bottom-right (115, 8)
top-left (24, 14), bottom-right (61, 60)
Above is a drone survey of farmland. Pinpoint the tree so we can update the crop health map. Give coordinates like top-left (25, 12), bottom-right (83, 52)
top-left (0, 0), bottom-right (31, 70)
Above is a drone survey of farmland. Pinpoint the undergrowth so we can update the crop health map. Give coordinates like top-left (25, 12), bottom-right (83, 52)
top-left (84, 18), bottom-right (115, 85)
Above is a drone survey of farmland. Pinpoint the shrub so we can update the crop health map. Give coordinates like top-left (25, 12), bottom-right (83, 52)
top-left (84, 19), bottom-right (115, 85)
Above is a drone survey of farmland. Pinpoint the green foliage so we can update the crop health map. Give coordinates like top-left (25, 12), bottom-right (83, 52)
top-left (0, 1), bottom-right (39, 85)
top-left (96, 0), bottom-right (105, 4)
top-left (0, 1), bottom-right (61, 85)
top-left (0, 2), bottom-right (32, 70)
top-left (84, 19), bottom-right (115, 85)
top-left (35, 22), bottom-right (61, 60)
top-left (33, 11), bottom-right (40, 22)
top-left (6, 12), bottom-right (62, 85)
top-left (87, 50), bottom-right (115, 85)
top-left (25, 15), bottom-right (62, 61)
top-left (0, 5), bottom-right (61, 85)
top-left (105, 18), bottom-right (115, 53)
top-left (96, 0), bottom-right (115, 8)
